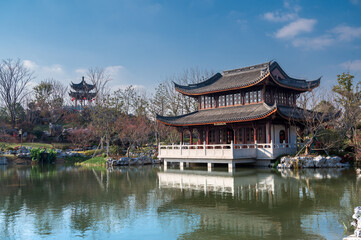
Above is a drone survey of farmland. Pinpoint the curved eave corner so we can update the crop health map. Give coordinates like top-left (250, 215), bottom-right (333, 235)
top-left (270, 72), bottom-right (321, 92)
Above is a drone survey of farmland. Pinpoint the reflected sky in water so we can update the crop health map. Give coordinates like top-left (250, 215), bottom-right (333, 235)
top-left (0, 165), bottom-right (360, 240)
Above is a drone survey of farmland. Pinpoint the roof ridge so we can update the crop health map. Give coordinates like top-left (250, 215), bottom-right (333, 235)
top-left (222, 62), bottom-right (270, 75)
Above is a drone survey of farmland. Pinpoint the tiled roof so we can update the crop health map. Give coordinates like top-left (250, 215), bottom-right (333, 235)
top-left (277, 105), bottom-right (339, 122)
top-left (174, 61), bottom-right (320, 95)
top-left (156, 103), bottom-right (277, 126)
top-left (71, 78), bottom-right (96, 91)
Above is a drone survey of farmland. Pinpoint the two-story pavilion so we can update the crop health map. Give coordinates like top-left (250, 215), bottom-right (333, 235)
top-left (156, 61), bottom-right (320, 170)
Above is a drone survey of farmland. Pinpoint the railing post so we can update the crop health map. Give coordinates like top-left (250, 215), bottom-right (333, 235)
top-left (231, 141), bottom-right (234, 158)
top-left (270, 140), bottom-right (274, 159)
top-left (180, 142), bottom-right (183, 156)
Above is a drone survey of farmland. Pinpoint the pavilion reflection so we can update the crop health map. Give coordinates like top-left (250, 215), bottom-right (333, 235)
top-left (157, 169), bottom-right (289, 199)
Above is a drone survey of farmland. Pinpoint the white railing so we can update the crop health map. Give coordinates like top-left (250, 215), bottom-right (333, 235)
top-left (158, 141), bottom-right (302, 160)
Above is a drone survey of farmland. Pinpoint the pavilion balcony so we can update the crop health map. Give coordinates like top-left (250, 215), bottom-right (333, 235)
top-left (158, 141), bottom-right (302, 161)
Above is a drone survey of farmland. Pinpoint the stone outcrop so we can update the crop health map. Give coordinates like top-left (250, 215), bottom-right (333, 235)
top-left (353, 206), bottom-right (361, 238)
top-left (344, 206), bottom-right (361, 239)
top-left (276, 155), bottom-right (349, 169)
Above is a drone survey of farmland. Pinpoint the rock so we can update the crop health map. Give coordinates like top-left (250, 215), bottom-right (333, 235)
top-left (0, 157), bottom-right (7, 165)
top-left (276, 155), bottom-right (348, 169)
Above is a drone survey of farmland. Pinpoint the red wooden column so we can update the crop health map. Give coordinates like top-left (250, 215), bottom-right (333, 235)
top-left (253, 124), bottom-right (257, 143)
top-left (189, 128), bottom-right (193, 145)
top-left (180, 128), bottom-right (184, 144)
top-left (198, 128), bottom-right (202, 144)
top-left (233, 127), bottom-right (237, 144)
top-left (243, 127), bottom-right (246, 144)
top-left (206, 126), bottom-right (209, 144)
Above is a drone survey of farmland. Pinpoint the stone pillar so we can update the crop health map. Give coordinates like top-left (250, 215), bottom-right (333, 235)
top-left (180, 162), bottom-right (184, 171)
top-left (228, 162), bottom-right (235, 173)
top-left (207, 162), bottom-right (213, 172)
top-left (164, 160), bottom-right (167, 171)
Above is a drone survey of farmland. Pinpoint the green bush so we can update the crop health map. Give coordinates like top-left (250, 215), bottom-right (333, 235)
top-left (64, 155), bottom-right (89, 164)
top-left (109, 145), bottom-right (123, 155)
top-left (30, 148), bottom-right (57, 164)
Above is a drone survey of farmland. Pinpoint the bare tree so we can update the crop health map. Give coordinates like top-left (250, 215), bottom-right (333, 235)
top-left (0, 59), bottom-right (34, 128)
top-left (294, 89), bottom-right (341, 154)
top-left (87, 67), bottom-right (111, 103)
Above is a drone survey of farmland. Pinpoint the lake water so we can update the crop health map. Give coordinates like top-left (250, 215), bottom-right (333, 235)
top-left (0, 165), bottom-right (360, 240)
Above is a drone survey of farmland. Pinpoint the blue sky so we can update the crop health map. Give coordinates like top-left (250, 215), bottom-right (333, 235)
top-left (0, 0), bottom-right (360, 92)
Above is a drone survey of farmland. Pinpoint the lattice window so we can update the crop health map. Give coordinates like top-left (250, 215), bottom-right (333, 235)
top-left (200, 96), bottom-right (204, 109)
top-left (238, 128), bottom-right (243, 143)
top-left (212, 96), bottom-right (216, 108)
top-left (245, 92), bottom-right (249, 104)
top-left (219, 95), bottom-right (225, 107)
top-left (258, 90), bottom-right (262, 102)
top-left (234, 93), bottom-right (241, 105)
top-left (257, 126), bottom-right (265, 143)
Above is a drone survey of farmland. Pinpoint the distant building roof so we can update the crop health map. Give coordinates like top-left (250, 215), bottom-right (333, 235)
top-left (70, 76), bottom-right (96, 91)
top-left (174, 61), bottom-right (320, 96)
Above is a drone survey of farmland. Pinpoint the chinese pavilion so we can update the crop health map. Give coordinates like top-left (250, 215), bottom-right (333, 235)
top-left (69, 76), bottom-right (97, 108)
top-left (156, 61), bottom-right (321, 170)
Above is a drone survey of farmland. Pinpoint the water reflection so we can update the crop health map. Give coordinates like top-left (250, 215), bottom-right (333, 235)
top-left (157, 168), bottom-right (360, 240)
top-left (0, 166), bottom-right (360, 240)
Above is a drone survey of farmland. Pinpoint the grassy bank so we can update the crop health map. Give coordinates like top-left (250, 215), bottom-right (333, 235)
top-left (0, 142), bottom-right (69, 150)
top-left (76, 156), bottom-right (107, 167)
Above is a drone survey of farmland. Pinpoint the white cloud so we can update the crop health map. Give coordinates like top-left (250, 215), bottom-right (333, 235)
top-left (292, 35), bottom-right (334, 49)
top-left (331, 25), bottom-right (361, 41)
top-left (350, 0), bottom-right (361, 5)
top-left (105, 65), bottom-right (125, 79)
top-left (263, 11), bottom-right (298, 22)
top-left (23, 60), bottom-right (38, 70)
top-left (75, 68), bottom-right (87, 75)
top-left (43, 64), bottom-right (63, 74)
top-left (341, 60), bottom-right (361, 72)
top-left (275, 18), bottom-right (317, 39)
top-left (263, 0), bottom-right (300, 22)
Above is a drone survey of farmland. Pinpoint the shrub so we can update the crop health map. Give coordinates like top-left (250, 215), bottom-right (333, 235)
top-left (30, 148), bottom-right (57, 164)
top-left (109, 145), bottom-right (123, 155)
